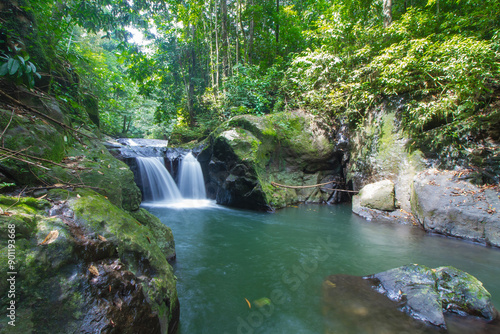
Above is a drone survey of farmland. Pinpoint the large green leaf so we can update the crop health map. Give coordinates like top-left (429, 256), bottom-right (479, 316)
top-left (8, 58), bottom-right (20, 75)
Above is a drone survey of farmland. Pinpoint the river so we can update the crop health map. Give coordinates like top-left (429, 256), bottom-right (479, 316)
top-left (144, 202), bottom-right (500, 334)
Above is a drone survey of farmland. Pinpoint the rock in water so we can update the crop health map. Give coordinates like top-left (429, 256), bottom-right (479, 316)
top-left (323, 264), bottom-right (499, 333)
top-left (356, 179), bottom-right (396, 211)
top-left (411, 169), bottom-right (500, 247)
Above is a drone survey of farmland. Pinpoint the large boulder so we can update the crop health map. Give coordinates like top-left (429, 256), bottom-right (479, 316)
top-left (323, 264), bottom-right (499, 333)
top-left (356, 179), bottom-right (396, 211)
top-left (411, 169), bottom-right (500, 247)
top-left (0, 192), bottom-right (179, 333)
top-left (205, 111), bottom-right (346, 210)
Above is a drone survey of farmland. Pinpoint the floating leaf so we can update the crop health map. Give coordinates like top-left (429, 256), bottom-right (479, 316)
top-left (40, 230), bottom-right (59, 245)
top-left (254, 297), bottom-right (271, 308)
top-left (89, 265), bottom-right (99, 276)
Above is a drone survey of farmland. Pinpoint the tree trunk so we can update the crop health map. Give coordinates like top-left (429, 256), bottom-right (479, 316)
top-left (221, 0), bottom-right (229, 78)
top-left (247, 0), bottom-right (254, 64)
top-left (276, 0), bottom-right (279, 45)
top-left (383, 0), bottom-right (393, 28)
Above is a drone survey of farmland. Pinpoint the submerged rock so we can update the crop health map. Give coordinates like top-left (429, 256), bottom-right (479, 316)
top-left (0, 192), bottom-right (178, 333)
top-left (411, 169), bottom-right (500, 247)
top-left (324, 264), bottom-right (499, 333)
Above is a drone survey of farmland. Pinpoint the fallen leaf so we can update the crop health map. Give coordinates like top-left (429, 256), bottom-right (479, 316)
top-left (107, 164), bottom-right (111, 168)
top-left (98, 235), bottom-right (107, 242)
top-left (146, 236), bottom-right (151, 243)
top-left (89, 265), bottom-right (99, 276)
top-left (53, 183), bottom-right (65, 187)
top-left (97, 171), bottom-right (104, 175)
top-left (109, 285), bottom-right (111, 292)
top-left (245, 298), bottom-right (251, 309)
top-left (254, 297), bottom-right (271, 308)
top-left (40, 230), bottom-right (59, 245)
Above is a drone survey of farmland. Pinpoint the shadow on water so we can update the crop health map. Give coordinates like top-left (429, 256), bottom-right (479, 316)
top-left (145, 203), bottom-right (500, 334)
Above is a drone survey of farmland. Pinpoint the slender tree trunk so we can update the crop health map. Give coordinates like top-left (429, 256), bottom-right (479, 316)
top-left (215, 0), bottom-right (220, 91)
top-left (122, 115), bottom-right (127, 134)
top-left (238, 0), bottom-right (248, 63)
top-left (235, 0), bottom-right (240, 66)
top-left (383, 0), bottom-right (393, 28)
top-left (276, 0), bottom-right (279, 44)
top-left (247, 0), bottom-right (254, 64)
top-left (221, 0), bottom-right (229, 78)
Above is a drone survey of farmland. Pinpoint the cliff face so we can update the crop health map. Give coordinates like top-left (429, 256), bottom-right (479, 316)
top-left (347, 98), bottom-right (500, 247)
top-left (201, 111), bottom-right (349, 210)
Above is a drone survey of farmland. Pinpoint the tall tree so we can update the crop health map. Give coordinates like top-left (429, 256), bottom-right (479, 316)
top-left (383, 0), bottom-right (393, 27)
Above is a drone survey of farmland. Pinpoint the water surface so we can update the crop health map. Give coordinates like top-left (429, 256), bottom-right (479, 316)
top-left (145, 203), bottom-right (500, 334)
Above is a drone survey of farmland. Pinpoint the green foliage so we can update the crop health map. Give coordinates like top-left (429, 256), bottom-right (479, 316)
top-left (220, 64), bottom-right (283, 117)
top-left (0, 54), bottom-right (41, 88)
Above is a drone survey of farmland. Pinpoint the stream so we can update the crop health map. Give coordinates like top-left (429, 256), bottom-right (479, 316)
top-left (144, 202), bottom-right (500, 334)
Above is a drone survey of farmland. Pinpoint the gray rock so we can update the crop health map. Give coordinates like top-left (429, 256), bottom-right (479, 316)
top-left (356, 179), bottom-right (396, 211)
top-left (373, 264), bottom-right (445, 327)
top-left (411, 169), bottom-right (500, 247)
top-left (324, 265), bottom-right (500, 333)
top-left (369, 264), bottom-right (498, 328)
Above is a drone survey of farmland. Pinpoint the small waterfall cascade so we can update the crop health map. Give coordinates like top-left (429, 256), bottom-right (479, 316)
top-left (178, 152), bottom-right (207, 199)
top-left (136, 157), bottom-right (182, 202)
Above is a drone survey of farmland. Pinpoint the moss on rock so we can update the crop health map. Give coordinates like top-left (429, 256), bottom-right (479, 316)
top-left (208, 111), bottom-right (343, 209)
top-left (0, 192), bottom-right (178, 333)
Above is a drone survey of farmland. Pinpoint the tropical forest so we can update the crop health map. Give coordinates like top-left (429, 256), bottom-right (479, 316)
top-left (0, 0), bottom-right (499, 333)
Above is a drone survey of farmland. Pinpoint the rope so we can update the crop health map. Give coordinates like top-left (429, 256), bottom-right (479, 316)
top-left (270, 181), bottom-right (358, 193)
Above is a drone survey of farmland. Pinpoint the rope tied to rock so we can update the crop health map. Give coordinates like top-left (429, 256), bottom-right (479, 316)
top-left (270, 181), bottom-right (358, 193)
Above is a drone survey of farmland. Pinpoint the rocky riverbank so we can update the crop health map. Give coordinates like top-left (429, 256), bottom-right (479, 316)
top-left (0, 82), bottom-right (179, 333)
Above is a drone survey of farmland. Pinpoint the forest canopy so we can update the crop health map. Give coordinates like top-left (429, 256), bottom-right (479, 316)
top-left (1, 0), bottom-right (499, 159)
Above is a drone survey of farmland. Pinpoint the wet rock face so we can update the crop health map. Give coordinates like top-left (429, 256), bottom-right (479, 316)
top-left (205, 112), bottom-right (347, 210)
top-left (0, 192), bottom-right (179, 334)
top-left (411, 169), bottom-right (500, 247)
top-left (323, 265), bottom-right (499, 333)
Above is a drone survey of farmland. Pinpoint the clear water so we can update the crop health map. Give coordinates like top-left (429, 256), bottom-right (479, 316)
top-left (145, 203), bottom-right (500, 334)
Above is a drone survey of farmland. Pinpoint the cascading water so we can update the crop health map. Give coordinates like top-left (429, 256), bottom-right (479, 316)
top-left (135, 152), bottom-right (211, 208)
top-left (136, 157), bottom-right (182, 202)
top-left (178, 152), bottom-right (207, 199)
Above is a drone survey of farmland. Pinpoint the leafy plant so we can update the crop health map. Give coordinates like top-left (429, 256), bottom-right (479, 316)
top-left (0, 54), bottom-right (41, 88)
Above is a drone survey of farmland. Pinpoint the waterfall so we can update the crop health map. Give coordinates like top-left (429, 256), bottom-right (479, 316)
top-left (136, 157), bottom-right (182, 202)
top-left (178, 152), bottom-right (207, 199)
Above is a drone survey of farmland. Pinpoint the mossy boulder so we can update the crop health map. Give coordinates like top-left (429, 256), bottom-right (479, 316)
top-left (0, 192), bottom-right (178, 334)
top-left (324, 265), bottom-right (500, 333)
top-left (206, 111), bottom-right (345, 209)
top-left (370, 264), bottom-right (498, 328)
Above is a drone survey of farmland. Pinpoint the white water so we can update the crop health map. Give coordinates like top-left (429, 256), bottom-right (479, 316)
top-left (178, 152), bottom-right (207, 199)
top-left (136, 157), bottom-right (182, 202)
top-left (137, 153), bottom-right (210, 208)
